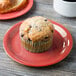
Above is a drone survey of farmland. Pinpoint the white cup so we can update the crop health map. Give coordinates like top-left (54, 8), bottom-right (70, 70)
top-left (53, 0), bottom-right (76, 17)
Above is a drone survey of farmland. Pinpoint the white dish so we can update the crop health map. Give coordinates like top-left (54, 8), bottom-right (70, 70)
top-left (53, 0), bottom-right (76, 17)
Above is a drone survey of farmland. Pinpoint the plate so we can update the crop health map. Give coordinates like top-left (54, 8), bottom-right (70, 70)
top-left (3, 20), bottom-right (73, 67)
top-left (0, 0), bottom-right (33, 20)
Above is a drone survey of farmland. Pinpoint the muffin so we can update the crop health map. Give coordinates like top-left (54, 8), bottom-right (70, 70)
top-left (19, 16), bottom-right (54, 53)
top-left (0, 0), bottom-right (27, 14)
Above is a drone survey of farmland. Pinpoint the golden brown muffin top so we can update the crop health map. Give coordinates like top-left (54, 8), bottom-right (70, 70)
top-left (0, 0), bottom-right (27, 13)
top-left (0, 0), bottom-right (16, 10)
top-left (20, 16), bottom-right (54, 42)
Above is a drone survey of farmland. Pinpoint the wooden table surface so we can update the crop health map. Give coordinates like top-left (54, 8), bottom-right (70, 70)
top-left (0, 0), bottom-right (76, 76)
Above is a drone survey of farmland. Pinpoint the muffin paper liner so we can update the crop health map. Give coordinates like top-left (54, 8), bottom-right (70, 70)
top-left (21, 38), bottom-right (53, 53)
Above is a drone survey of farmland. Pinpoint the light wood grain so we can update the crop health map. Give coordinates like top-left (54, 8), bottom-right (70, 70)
top-left (0, 0), bottom-right (76, 76)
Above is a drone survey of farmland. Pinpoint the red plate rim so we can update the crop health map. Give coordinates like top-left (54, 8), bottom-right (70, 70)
top-left (3, 20), bottom-right (73, 67)
top-left (0, 0), bottom-right (33, 20)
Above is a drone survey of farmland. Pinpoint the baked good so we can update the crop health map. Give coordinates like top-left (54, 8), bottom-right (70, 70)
top-left (19, 16), bottom-right (54, 53)
top-left (0, 0), bottom-right (27, 14)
